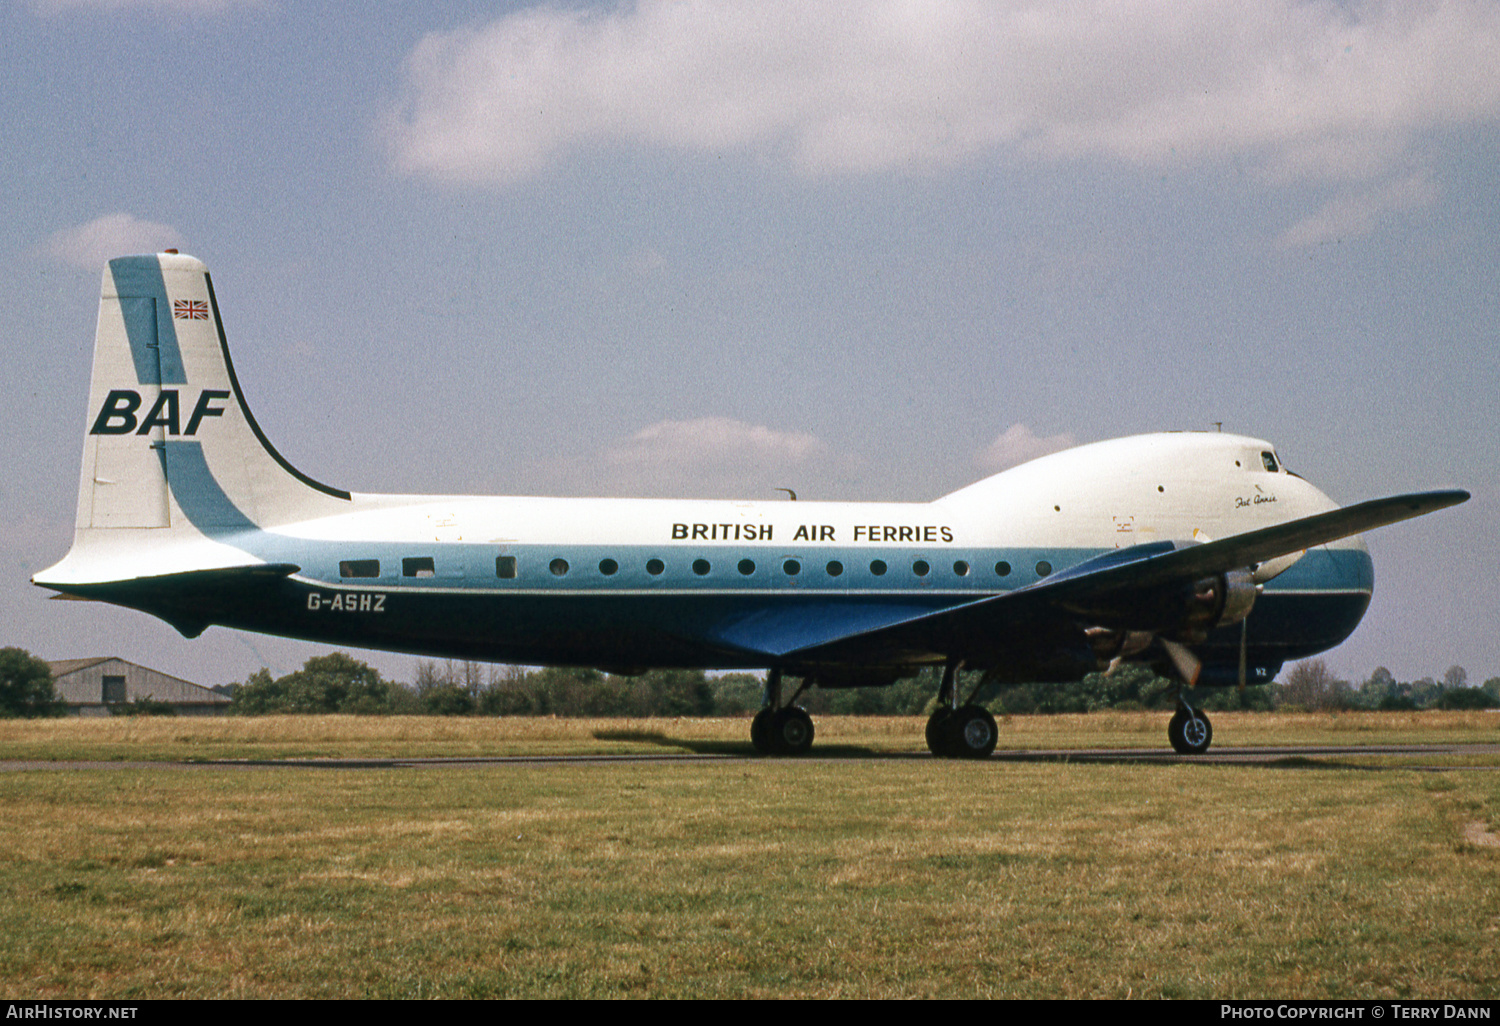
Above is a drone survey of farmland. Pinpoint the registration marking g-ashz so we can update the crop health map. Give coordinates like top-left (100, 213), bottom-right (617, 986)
top-left (306, 591), bottom-right (386, 613)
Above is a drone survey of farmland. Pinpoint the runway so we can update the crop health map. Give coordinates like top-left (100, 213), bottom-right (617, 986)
top-left (4, 742), bottom-right (1498, 771)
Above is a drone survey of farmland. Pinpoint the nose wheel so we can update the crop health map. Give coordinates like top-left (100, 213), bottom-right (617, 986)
top-left (1168, 704), bottom-right (1213, 754)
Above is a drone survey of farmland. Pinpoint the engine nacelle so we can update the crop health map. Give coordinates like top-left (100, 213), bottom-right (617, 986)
top-left (1172, 568), bottom-right (1258, 643)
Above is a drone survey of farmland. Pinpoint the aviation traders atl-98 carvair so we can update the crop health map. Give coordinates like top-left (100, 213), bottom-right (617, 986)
top-left (35, 254), bottom-right (1468, 757)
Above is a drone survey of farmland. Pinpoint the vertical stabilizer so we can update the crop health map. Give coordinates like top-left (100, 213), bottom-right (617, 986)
top-left (39, 253), bottom-right (349, 587)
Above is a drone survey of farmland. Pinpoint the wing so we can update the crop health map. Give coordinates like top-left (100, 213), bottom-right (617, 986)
top-left (777, 489), bottom-right (1469, 667)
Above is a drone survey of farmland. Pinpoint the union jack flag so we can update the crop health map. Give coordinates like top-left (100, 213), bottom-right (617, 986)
top-left (173, 299), bottom-right (208, 320)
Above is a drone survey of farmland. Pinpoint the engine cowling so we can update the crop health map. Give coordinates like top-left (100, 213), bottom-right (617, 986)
top-left (1172, 568), bottom-right (1258, 643)
top-left (1084, 568), bottom-right (1260, 669)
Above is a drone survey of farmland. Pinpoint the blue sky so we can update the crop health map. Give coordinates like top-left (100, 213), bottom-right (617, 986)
top-left (4, 0), bottom-right (1496, 688)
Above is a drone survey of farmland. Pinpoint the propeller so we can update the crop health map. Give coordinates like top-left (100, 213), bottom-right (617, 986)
top-left (1161, 638), bottom-right (1203, 687)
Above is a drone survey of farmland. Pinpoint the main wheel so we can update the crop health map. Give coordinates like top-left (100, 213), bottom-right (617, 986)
top-left (948, 705), bottom-right (998, 760)
top-left (926, 708), bottom-right (955, 757)
top-left (771, 707), bottom-right (815, 755)
top-left (1168, 707), bottom-right (1213, 755)
top-left (750, 708), bottom-right (775, 754)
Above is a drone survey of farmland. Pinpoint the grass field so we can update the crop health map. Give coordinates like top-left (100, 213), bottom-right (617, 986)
top-left (1, 713), bottom-right (1497, 998)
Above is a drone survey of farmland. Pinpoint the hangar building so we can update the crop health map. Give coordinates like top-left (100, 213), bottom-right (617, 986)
top-left (47, 658), bottom-right (231, 717)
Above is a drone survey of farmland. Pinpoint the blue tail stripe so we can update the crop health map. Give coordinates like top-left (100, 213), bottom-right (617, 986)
top-left (160, 441), bottom-right (257, 532)
top-left (109, 257), bottom-right (187, 386)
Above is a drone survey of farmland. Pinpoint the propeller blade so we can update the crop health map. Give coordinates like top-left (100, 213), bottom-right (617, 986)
top-left (1162, 638), bottom-right (1203, 686)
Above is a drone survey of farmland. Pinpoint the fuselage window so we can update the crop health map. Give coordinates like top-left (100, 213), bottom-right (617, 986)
top-left (496, 556), bottom-right (517, 579)
top-left (953, 560), bottom-right (969, 577)
top-left (339, 559), bottom-right (379, 579)
top-left (912, 560), bottom-right (930, 577)
top-left (784, 559), bottom-right (801, 576)
top-left (738, 559), bottom-right (756, 576)
top-left (402, 557), bottom-right (435, 578)
top-left (599, 558), bottom-right (619, 576)
top-left (1035, 560), bottom-right (1052, 577)
top-left (693, 559), bottom-right (711, 576)
top-left (1261, 451), bottom-right (1279, 473)
top-left (549, 558), bottom-right (570, 577)
top-left (826, 560), bottom-right (844, 577)
top-left (646, 558), bottom-right (665, 576)
top-left (995, 561), bottom-right (1011, 577)
top-left (870, 559), bottom-right (887, 576)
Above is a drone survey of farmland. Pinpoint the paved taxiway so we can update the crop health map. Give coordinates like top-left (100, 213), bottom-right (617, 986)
top-left (3, 743), bottom-right (1498, 772)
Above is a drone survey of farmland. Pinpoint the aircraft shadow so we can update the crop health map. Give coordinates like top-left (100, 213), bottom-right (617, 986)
top-left (591, 728), bottom-right (880, 758)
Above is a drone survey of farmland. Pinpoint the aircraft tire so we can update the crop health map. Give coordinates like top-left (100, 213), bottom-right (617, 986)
top-left (926, 708), bottom-right (955, 757)
top-left (771, 707), bottom-right (815, 756)
top-left (1168, 708), bottom-right (1213, 755)
top-left (750, 708), bottom-right (775, 754)
top-left (949, 705), bottom-right (998, 760)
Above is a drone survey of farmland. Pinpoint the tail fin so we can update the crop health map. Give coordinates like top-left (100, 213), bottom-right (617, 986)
top-left (38, 252), bottom-right (349, 587)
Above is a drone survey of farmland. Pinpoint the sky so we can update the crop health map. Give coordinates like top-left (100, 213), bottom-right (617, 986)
top-left (3, 0), bottom-right (1497, 689)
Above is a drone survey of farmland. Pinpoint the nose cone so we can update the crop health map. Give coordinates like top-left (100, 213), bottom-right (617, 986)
top-left (1254, 482), bottom-right (1376, 657)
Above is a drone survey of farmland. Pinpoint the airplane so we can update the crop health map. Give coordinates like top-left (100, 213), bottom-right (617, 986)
top-left (34, 252), bottom-right (1468, 758)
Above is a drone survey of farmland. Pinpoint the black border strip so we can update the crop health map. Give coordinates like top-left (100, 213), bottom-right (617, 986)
top-left (204, 272), bottom-right (351, 501)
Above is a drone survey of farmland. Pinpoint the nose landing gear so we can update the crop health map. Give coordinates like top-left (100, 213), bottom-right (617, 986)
top-left (1167, 702), bottom-right (1213, 755)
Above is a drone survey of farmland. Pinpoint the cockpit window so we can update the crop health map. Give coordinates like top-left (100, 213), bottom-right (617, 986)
top-left (1261, 451), bottom-right (1279, 473)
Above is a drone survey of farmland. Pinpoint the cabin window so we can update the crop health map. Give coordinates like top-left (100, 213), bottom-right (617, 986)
top-left (1261, 451), bottom-right (1279, 473)
top-left (495, 556), bottom-right (517, 579)
top-left (783, 559), bottom-right (801, 576)
top-left (738, 559), bottom-right (756, 576)
top-left (102, 675), bottom-right (126, 704)
top-left (826, 560), bottom-right (844, 577)
top-left (870, 559), bottom-right (887, 576)
top-left (402, 557), bottom-right (435, 578)
top-left (549, 558), bottom-right (570, 577)
top-left (953, 560), bottom-right (970, 577)
top-left (599, 559), bottom-right (618, 576)
top-left (647, 558), bottom-right (665, 576)
top-left (1035, 560), bottom-right (1052, 577)
top-left (912, 560), bottom-right (930, 577)
top-left (339, 559), bottom-right (379, 579)
top-left (995, 561), bottom-right (1011, 577)
top-left (693, 559), bottom-right (711, 576)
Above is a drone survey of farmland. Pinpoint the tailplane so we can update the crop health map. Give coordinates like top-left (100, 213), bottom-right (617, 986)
top-left (36, 252), bottom-right (349, 588)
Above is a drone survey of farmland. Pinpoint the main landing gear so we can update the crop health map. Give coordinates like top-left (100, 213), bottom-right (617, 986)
top-left (925, 660), bottom-right (998, 760)
top-left (750, 668), bottom-right (815, 756)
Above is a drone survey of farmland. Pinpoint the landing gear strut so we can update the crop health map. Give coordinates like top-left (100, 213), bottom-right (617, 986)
top-left (751, 668), bottom-right (815, 756)
top-left (925, 659), bottom-right (998, 760)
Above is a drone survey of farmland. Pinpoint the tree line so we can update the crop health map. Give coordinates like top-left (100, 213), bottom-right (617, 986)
top-left (212, 654), bottom-right (1500, 717)
top-left (2, 645), bottom-right (1497, 719)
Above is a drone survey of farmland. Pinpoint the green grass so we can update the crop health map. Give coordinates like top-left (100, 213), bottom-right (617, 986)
top-left (0, 744), bottom-right (1497, 997)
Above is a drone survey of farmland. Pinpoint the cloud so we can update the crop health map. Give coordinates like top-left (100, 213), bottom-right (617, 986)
top-left (30, 0), bottom-right (264, 13)
top-left (384, 0), bottom-right (1500, 187)
top-left (1277, 172), bottom-right (1439, 248)
top-left (46, 214), bottom-right (186, 271)
top-left (606, 416), bottom-right (825, 474)
top-left (977, 424), bottom-right (1076, 473)
top-left (534, 417), bottom-right (832, 499)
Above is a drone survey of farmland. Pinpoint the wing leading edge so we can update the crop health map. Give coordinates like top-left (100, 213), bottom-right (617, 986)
top-left (770, 489), bottom-right (1469, 667)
